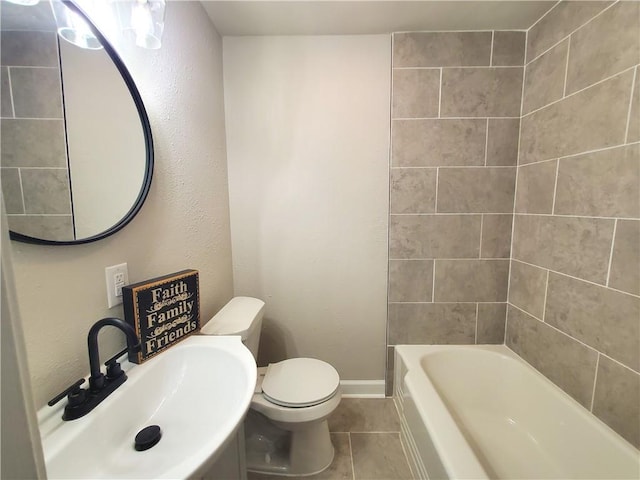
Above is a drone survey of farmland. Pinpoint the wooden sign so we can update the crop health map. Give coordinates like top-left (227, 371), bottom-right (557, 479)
top-left (123, 269), bottom-right (200, 363)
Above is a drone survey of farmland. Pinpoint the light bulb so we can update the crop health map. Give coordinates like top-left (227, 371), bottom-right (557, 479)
top-left (131, 1), bottom-right (153, 48)
top-left (128, 0), bottom-right (165, 49)
top-left (55, 5), bottom-right (102, 50)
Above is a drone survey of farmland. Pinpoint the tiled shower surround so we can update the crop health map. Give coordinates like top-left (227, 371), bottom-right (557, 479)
top-left (387, 30), bottom-right (524, 388)
top-left (0, 30), bottom-right (73, 240)
top-left (507, 1), bottom-right (640, 448)
top-left (387, 1), bottom-right (640, 449)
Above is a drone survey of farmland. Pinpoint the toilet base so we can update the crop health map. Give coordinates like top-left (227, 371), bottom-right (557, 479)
top-left (244, 410), bottom-right (335, 476)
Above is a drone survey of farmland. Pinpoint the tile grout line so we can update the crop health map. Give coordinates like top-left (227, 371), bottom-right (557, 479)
top-left (540, 320), bottom-right (608, 373)
top-left (393, 65), bottom-right (522, 71)
top-left (510, 257), bottom-right (640, 300)
top-left (480, 211), bottom-right (635, 220)
top-left (605, 219), bottom-right (618, 287)
top-left (484, 118), bottom-right (489, 166)
top-left (522, 65), bottom-right (636, 119)
top-left (525, 0), bottom-right (561, 38)
top-left (395, 28), bottom-right (524, 35)
top-left (4, 166), bottom-right (69, 170)
top-left (386, 33), bottom-right (394, 397)
top-left (551, 159), bottom-right (560, 214)
top-left (386, 210), bottom-right (638, 219)
top-left (541, 269), bottom-right (550, 323)
top-left (390, 211), bottom-right (506, 216)
top-left (6, 213), bottom-right (72, 217)
top-left (3, 64), bottom-right (59, 70)
top-left (7, 67), bottom-right (16, 118)
top-left (348, 432), bottom-right (355, 480)
top-left (506, 24), bottom-right (528, 327)
top-left (1, 116), bottom-right (65, 121)
top-left (434, 167), bottom-right (439, 214)
top-left (508, 303), bottom-right (609, 360)
top-left (392, 165), bottom-right (516, 170)
top-left (431, 261), bottom-right (436, 302)
top-left (489, 31), bottom-right (494, 67)
top-left (598, 351), bottom-right (639, 376)
top-left (503, 333), bottom-right (634, 417)
top-left (393, 115), bottom-right (519, 121)
top-left (17, 168), bottom-right (26, 215)
top-left (517, 157), bottom-right (558, 168)
top-left (474, 302), bottom-right (479, 344)
top-left (479, 214), bottom-right (484, 258)
top-left (389, 255), bottom-right (508, 262)
top-left (509, 302), bottom-right (640, 376)
top-left (624, 66), bottom-right (637, 144)
top-left (347, 430), bottom-right (403, 434)
top-left (395, 430), bottom-right (415, 480)
top-left (389, 258), bottom-right (503, 263)
top-left (511, 298), bottom-right (542, 323)
top-left (589, 354), bottom-right (601, 412)
top-left (562, 35), bottom-right (571, 98)
top-left (517, 140), bottom-right (639, 166)
top-left (525, 0), bottom-right (618, 67)
top-left (508, 303), bottom-right (543, 323)
top-left (389, 34), bottom-right (395, 169)
top-left (438, 67), bottom-right (443, 118)
top-left (390, 300), bottom-right (515, 304)
top-left (503, 301), bottom-right (510, 344)
top-left (391, 166), bottom-right (438, 170)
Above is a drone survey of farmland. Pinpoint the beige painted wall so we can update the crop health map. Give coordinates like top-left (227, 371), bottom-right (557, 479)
top-left (223, 35), bottom-right (390, 382)
top-left (10, 1), bottom-right (234, 409)
top-left (1, 202), bottom-right (46, 480)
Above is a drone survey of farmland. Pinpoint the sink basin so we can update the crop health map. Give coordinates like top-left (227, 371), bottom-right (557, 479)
top-left (38, 335), bottom-right (256, 479)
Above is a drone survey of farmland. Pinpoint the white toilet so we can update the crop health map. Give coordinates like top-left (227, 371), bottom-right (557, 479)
top-left (201, 296), bottom-right (342, 476)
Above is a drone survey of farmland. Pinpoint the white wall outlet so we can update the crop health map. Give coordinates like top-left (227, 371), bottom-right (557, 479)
top-left (105, 263), bottom-right (129, 308)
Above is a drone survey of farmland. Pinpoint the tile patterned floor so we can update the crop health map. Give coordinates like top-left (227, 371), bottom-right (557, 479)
top-left (247, 398), bottom-right (414, 480)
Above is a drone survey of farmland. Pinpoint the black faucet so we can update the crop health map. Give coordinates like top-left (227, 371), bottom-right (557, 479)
top-left (48, 317), bottom-right (141, 421)
top-left (87, 317), bottom-right (140, 391)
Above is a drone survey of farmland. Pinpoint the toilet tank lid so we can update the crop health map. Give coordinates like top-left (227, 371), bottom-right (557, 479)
top-left (200, 296), bottom-right (265, 338)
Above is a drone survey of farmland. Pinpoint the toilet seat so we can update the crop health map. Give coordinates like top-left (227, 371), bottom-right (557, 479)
top-left (261, 358), bottom-right (340, 408)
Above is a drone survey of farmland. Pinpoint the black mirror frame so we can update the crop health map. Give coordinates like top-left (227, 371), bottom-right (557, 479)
top-left (9, 0), bottom-right (154, 246)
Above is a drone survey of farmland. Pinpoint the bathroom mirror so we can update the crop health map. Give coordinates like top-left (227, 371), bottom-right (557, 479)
top-left (1, 0), bottom-right (153, 245)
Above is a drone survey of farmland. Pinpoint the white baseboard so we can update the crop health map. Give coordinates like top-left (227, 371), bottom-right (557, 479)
top-left (339, 380), bottom-right (386, 398)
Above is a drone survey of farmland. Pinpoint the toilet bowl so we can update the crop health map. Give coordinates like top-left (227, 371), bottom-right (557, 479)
top-left (201, 297), bottom-right (342, 476)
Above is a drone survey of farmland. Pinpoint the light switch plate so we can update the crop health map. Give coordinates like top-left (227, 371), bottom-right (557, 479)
top-left (105, 263), bottom-right (129, 308)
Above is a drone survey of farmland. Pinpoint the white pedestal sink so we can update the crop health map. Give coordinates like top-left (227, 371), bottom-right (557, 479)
top-left (37, 335), bottom-right (256, 479)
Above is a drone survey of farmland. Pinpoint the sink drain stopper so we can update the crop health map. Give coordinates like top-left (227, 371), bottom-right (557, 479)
top-left (134, 425), bottom-right (162, 451)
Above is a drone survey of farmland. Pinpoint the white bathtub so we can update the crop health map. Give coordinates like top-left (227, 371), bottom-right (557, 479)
top-left (394, 345), bottom-right (640, 480)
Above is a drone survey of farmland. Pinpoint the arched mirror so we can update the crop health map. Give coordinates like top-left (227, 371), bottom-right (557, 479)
top-left (1, 0), bottom-right (153, 245)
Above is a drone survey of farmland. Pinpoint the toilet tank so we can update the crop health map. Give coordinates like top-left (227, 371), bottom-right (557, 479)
top-left (200, 297), bottom-right (265, 359)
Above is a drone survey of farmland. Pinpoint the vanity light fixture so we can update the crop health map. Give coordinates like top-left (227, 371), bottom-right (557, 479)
top-left (132, 0), bottom-right (166, 49)
top-left (51, 0), bottom-right (103, 49)
top-left (119, 0), bottom-right (166, 50)
top-left (4, 0), bottom-right (40, 5)
top-left (51, 0), bottom-right (166, 51)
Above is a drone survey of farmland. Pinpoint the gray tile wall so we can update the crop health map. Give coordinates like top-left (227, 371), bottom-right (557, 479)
top-left (388, 2), bottom-right (639, 450)
top-left (387, 31), bottom-right (525, 395)
top-left (0, 30), bottom-right (73, 241)
top-left (508, 1), bottom-right (640, 448)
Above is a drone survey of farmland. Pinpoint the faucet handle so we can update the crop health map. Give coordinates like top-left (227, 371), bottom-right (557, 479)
top-left (104, 347), bottom-right (128, 379)
top-left (104, 347), bottom-right (128, 367)
top-left (47, 378), bottom-right (86, 407)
